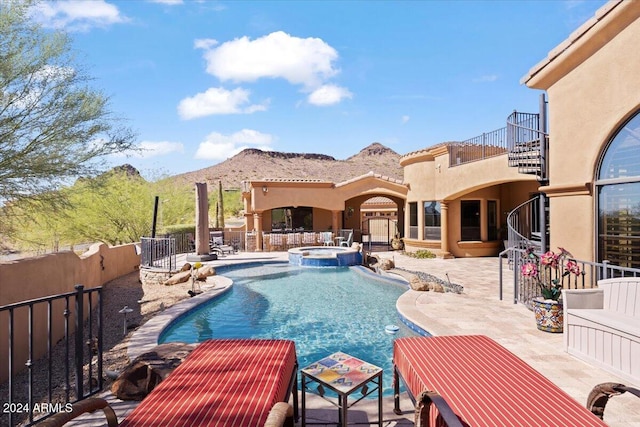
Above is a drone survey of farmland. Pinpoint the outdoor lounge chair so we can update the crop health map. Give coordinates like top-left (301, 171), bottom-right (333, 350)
top-left (393, 335), bottom-right (610, 426)
top-left (42, 339), bottom-right (299, 427)
top-left (339, 230), bottom-right (353, 247)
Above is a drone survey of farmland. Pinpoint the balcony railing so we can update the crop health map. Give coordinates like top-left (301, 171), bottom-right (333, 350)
top-left (448, 126), bottom-right (509, 167)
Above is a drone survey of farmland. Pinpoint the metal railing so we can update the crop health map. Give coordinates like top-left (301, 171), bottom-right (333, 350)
top-left (499, 247), bottom-right (640, 308)
top-left (448, 126), bottom-right (509, 167)
top-left (506, 110), bottom-right (547, 178)
top-left (140, 236), bottom-right (176, 270)
top-left (1, 285), bottom-right (103, 426)
top-left (505, 196), bottom-right (543, 259)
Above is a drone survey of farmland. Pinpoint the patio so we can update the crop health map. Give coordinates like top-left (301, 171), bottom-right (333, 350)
top-left (63, 251), bottom-right (639, 426)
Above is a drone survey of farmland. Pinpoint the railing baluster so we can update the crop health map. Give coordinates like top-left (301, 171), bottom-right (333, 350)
top-left (28, 304), bottom-right (34, 423)
top-left (48, 300), bottom-right (53, 404)
top-left (64, 296), bottom-right (70, 402)
top-left (75, 285), bottom-right (84, 400)
top-left (88, 290), bottom-right (93, 392)
top-left (97, 288), bottom-right (104, 391)
top-left (8, 307), bottom-right (14, 427)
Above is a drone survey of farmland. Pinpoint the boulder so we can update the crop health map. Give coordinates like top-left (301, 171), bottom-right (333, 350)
top-left (430, 282), bottom-right (445, 293)
top-left (195, 265), bottom-right (215, 280)
top-left (409, 276), bottom-right (430, 291)
top-left (164, 270), bottom-right (191, 286)
top-left (378, 258), bottom-right (395, 271)
top-left (111, 342), bottom-right (196, 400)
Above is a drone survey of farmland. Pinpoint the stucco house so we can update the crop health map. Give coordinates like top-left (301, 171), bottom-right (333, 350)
top-left (241, 0), bottom-right (640, 270)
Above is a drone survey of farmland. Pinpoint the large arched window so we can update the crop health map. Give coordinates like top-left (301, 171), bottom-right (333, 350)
top-left (596, 110), bottom-right (640, 268)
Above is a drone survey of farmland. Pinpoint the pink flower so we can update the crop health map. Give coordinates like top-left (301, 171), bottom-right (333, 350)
top-left (565, 260), bottom-right (581, 275)
top-left (521, 262), bottom-right (538, 277)
top-left (540, 251), bottom-right (559, 268)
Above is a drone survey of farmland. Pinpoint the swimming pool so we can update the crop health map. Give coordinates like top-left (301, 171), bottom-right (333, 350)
top-left (159, 263), bottom-right (422, 395)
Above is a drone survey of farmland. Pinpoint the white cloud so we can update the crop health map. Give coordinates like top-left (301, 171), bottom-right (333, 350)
top-left (30, 1), bottom-right (128, 31)
top-left (307, 84), bottom-right (352, 106)
top-left (195, 129), bottom-right (274, 160)
top-left (401, 115), bottom-right (410, 124)
top-left (148, 0), bottom-right (183, 5)
top-left (473, 74), bottom-right (498, 83)
top-left (112, 141), bottom-right (184, 158)
top-left (194, 38), bottom-right (219, 50)
top-left (177, 87), bottom-right (268, 119)
top-left (201, 31), bottom-right (340, 88)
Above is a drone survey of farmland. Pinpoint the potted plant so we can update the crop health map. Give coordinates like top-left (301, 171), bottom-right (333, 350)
top-left (520, 247), bottom-right (582, 333)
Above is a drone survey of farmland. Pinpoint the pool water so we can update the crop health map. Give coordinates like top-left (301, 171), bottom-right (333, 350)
top-left (159, 263), bottom-right (418, 395)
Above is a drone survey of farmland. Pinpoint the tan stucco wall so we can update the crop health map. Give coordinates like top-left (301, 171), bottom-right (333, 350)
top-left (402, 147), bottom-right (539, 257)
top-left (0, 243), bottom-right (141, 383)
top-left (242, 176), bottom-right (408, 237)
top-left (526, 0), bottom-right (640, 262)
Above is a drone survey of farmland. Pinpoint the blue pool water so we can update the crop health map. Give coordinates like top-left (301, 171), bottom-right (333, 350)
top-left (159, 263), bottom-right (420, 395)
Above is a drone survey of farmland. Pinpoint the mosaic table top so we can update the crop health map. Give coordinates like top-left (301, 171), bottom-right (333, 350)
top-left (301, 352), bottom-right (382, 394)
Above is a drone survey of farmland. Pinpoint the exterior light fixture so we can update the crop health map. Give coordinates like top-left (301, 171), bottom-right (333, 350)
top-left (119, 306), bottom-right (133, 336)
top-left (262, 186), bottom-right (268, 194)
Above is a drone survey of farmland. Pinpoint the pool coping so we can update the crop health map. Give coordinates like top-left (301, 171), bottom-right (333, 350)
top-left (126, 275), bottom-right (233, 361)
top-left (126, 262), bottom-right (430, 361)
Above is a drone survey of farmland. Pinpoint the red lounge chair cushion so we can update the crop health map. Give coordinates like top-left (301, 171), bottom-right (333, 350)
top-left (119, 339), bottom-right (297, 426)
top-left (394, 335), bottom-right (607, 427)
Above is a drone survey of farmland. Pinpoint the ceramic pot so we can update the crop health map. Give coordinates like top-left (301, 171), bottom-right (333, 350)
top-left (532, 297), bottom-right (563, 333)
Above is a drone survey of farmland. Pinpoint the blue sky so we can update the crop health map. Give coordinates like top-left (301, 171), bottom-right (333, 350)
top-left (31, 0), bottom-right (607, 179)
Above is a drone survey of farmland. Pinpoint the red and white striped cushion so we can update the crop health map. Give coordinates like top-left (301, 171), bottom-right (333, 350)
top-left (394, 335), bottom-right (607, 427)
top-left (119, 339), bottom-right (297, 427)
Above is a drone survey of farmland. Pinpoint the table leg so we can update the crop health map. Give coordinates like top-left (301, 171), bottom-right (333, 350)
top-left (301, 374), bottom-right (307, 427)
top-left (378, 374), bottom-right (383, 427)
top-left (340, 393), bottom-right (348, 427)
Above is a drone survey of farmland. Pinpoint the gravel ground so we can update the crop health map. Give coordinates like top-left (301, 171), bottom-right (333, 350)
top-left (1, 270), bottom-right (196, 427)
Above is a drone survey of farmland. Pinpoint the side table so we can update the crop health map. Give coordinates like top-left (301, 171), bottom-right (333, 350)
top-left (301, 352), bottom-right (382, 427)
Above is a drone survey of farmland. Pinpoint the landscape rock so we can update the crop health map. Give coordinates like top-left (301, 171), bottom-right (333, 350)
top-left (409, 276), bottom-right (430, 291)
top-left (164, 270), bottom-right (191, 286)
top-left (111, 342), bottom-right (196, 400)
top-left (378, 258), bottom-right (395, 271)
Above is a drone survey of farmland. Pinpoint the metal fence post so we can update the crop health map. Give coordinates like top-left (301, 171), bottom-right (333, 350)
top-left (74, 284), bottom-right (84, 399)
top-left (601, 260), bottom-right (609, 280)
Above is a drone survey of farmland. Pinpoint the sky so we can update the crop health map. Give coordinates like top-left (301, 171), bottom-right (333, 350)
top-left (29, 0), bottom-right (608, 180)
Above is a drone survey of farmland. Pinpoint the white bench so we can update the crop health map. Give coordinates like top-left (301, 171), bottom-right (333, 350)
top-left (562, 278), bottom-right (640, 386)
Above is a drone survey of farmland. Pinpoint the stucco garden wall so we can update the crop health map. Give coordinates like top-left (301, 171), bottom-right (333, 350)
top-left (0, 243), bottom-right (140, 383)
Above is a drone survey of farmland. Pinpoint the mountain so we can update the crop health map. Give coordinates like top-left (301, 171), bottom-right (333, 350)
top-left (171, 142), bottom-right (403, 190)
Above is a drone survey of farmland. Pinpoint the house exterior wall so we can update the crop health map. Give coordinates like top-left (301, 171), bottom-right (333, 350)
top-left (525, 0), bottom-right (640, 262)
top-left (401, 147), bottom-right (538, 257)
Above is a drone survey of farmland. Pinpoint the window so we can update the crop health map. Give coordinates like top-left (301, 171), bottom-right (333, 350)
top-left (596, 110), bottom-right (640, 268)
top-left (409, 202), bottom-right (418, 239)
top-left (461, 200), bottom-right (481, 241)
top-left (271, 207), bottom-right (313, 230)
top-left (423, 201), bottom-right (441, 239)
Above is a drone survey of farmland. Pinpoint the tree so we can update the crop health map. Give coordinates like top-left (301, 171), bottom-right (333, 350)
top-left (0, 0), bottom-right (136, 217)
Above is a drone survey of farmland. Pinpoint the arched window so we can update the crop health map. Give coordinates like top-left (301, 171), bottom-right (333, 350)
top-left (596, 110), bottom-right (640, 268)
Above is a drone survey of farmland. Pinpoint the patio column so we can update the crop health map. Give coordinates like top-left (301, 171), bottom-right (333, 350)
top-left (440, 201), bottom-right (452, 258)
top-left (331, 210), bottom-right (340, 234)
top-left (254, 212), bottom-right (263, 251)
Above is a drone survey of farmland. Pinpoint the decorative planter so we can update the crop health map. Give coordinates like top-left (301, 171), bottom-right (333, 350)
top-left (532, 298), bottom-right (563, 333)
top-left (391, 238), bottom-right (404, 251)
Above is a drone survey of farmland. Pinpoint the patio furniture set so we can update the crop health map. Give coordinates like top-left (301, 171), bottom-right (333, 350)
top-left (263, 229), bottom-right (353, 251)
top-left (41, 279), bottom-right (639, 427)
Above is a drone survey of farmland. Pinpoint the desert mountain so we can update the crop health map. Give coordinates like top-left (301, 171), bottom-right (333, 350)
top-left (171, 142), bottom-right (403, 190)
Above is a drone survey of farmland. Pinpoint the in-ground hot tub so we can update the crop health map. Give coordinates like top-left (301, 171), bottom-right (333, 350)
top-left (288, 246), bottom-right (362, 267)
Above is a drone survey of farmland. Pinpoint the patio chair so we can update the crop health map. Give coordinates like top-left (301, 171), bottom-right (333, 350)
top-left (339, 230), bottom-right (353, 247)
top-left (42, 339), bottom-right (299, 427)
top-left (320, 231), bottom-right (334, 246)
top-left (587, 382), bottom-right (640, 420)
top-left (269, 233), bottom-right (285, 251)
top-left (287, 232), bottom-right (301, 249)
top-left (302, 232), bottom-right (317, 245)
top-left (394, 335), bottom-right (609, 426)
